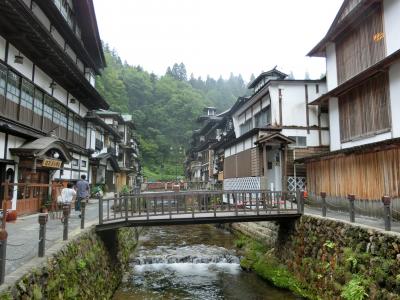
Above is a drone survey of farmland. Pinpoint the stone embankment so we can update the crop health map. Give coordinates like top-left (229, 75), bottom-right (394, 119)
top-left (0, 226), bottom-right (139, 299)
top-left (231, 214), bottom-right (400, 300)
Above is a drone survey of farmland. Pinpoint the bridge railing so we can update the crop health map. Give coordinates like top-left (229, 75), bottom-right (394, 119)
top-left (98, 190), bottom-right (302, 225)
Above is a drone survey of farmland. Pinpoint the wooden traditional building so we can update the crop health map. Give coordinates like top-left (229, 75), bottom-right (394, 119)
top-left (0, 0), bottom-right (108, 214)
top-left (303, 0), bottom-right (400, 199)
top-left (87, 110), bottom-right (140, 193)
top-left (186, 107), bottom-right (224, 187)
top-left (220, 68), bottom-right (328, 192)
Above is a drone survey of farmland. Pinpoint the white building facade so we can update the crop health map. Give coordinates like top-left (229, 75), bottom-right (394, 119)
top-left (0, 0), bottom-right (108, 214)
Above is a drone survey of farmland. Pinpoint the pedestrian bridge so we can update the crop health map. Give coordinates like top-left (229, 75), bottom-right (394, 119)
top-left (96, 190), bottom-right (304, 231)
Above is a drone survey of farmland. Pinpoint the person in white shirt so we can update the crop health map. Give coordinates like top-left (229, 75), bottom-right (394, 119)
top-left (61, 182), bottom-right (76, 217)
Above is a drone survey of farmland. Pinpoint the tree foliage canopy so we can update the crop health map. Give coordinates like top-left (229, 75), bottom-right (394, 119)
top-left (96, 45), bottom-right (247, 180)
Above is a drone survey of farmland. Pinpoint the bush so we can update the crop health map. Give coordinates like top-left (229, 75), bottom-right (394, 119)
top-left (341, 276), bottom-right (369, 300)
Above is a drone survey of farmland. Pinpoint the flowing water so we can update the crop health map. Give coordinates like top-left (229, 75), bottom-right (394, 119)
top-left (113, 224), bottom-right (301, 300)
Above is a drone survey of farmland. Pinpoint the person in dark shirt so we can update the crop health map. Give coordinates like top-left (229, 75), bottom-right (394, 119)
top-left (75, 174), bottom-right (89, 217)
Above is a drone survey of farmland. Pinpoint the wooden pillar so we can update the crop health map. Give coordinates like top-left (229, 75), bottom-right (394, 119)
top-left (262, 144), bottom-right (267, 190)
top-left (282, 144), bottom-right (288, 192)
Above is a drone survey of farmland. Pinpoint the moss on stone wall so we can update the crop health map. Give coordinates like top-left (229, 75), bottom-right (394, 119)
top-left (0, 227), bottom-right (138, 300)
top-left (233, 216), bottom-right (400, 300)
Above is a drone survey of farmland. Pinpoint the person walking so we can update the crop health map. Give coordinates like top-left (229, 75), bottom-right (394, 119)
top-left (60, 182), bottom-right (76, 222)
top-left (75, 174), bottom-right (90, 217)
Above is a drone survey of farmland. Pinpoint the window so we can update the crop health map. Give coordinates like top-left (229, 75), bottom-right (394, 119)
top-left (52, 102), bottom-right (62, 125)
top-left (20, 80), bottom-right (34, 110)
top-left (79, 121), bottom-right (86, 137)
top-left (0, 64), bottom-right (7, 96)
top-left (240, 119), bottom-right (253, 135)
top-left (81, 160), bottom-right (87, 168)
top-left (254, 107), bottom-right (270, 128)
top-left (288, 136), bottom-right (307, 147)
top-left (68, 112), bottom-right (74, 134)
top-left (315, 84), bottom-right (319, 94)
top-left (33, 89), bottom-right (44, 115)
top-left (43, 95), bottom-right (53, 119)
top-left (72, 158), bottom-right (79, 167)
top-left (339, 72), bottom-right (390, 141)
top-left (6, 71), bottom-right (20, 103)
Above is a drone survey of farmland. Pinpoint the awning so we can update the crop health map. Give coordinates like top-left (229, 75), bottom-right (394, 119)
top-left (91, 153), bottom-right (120, 172)
top-left (255, 132), bottom-right (295, 146)
top-left (10, 137), bottom-right (72, 163)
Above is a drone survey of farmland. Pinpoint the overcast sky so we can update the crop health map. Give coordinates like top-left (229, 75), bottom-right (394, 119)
top-left (93, 0), bottom-right (344, 82)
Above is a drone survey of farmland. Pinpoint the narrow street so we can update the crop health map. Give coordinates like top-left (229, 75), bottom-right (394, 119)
top-left (4, 200), bottom-right (99, 276)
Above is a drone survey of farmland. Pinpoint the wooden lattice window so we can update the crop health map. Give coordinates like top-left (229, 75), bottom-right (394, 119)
top-left (339, 72), bottom-right (390, 142)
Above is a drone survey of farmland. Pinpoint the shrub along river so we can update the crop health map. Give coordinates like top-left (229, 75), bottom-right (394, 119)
top-left (113, 224), bottom-right (300, 300)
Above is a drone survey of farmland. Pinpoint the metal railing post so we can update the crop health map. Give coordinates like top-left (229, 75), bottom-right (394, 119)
top-left (0, 228), bottom-right (8, 284)
top-left (382, 196), bottom-right (391, 231)
top-left (348, 194), bottom-right (355, 223)
top-left (321, 192), bottom-right (327, 217)
top-left (80, 200), bottom-right (86, 229)
top-left (38, 214), bottom-right (47, 257)
top-left (98, 195), bottom-right (103, 225)
top-left (296, 190), bottom-right (301, 213)
top-left (62, 205), bottom-right (69, 240)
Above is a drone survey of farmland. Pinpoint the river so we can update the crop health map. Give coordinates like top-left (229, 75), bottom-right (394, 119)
top-left (113, 224), bottom-right (300, 300)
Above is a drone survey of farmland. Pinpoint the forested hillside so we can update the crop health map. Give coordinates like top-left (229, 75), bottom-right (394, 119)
top-left (96, 45), bottom-right (247, 180)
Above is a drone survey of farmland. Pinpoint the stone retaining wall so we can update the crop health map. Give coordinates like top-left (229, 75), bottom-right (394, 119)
top-left (0, 226), bottom-right (138, 299)
top-left (232, 215), bottom-right (400, 299)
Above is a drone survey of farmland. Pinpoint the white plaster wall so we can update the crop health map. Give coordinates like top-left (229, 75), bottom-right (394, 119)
top-left (232, 116), bottom-right (240, 137)
top-left (7, 135), bottom-right (26, 160)
top-left (32, 2), bottom-right (51, 31)
top-left (244, 138), bottom-right (252, 150)
top-left (224, 149), bottom-right (230, 158)
top-left (269, 86), bottom-right (280, 126)
top-left (261, 94), bottom-right (270, 108)
top-left (389, 61), bottom-right (400, 138)
top-left (237, 141), bottom-right (244, 153)
top-left (279, 84), bottom-right (306, 127)
top-left (0, 36), bottom-right (6, 62)
top-left (383, 0), bottom-right (400, 56)
top-left (79, 104), bottom-right (88, 118)
top-left (87, 127), bottom-right (96, 150)
top-left (34, 66), bottom-right (52, 94)
top-left (65, 44), bottom-right (77, 63)
top-left (67, 93), bottom-right (79, 113)
top-left (0, 133), bottom-right (6, 159)
top-left (328, 97), bottom-right (341, 151)
top-left (8, 45), bottom-right (33, 80)
top-left (53, 83), bottom-right (68, 105)
top-left (253, 102), bottom-right (261, 114)
top-left (321, 112), bottom-right (329, 127)
top-left (326, 43), bottom-right (338, 91)
top-left (322, 131), bottom-right (330, 146)
top-left (281, 129), bottom-right (320, 147)
top-left (76, 59), bottom-right (84, 73)
top-left (51, 28), bottom-right (65, 49)
top-left (341, 132), bottom-right (392, 149)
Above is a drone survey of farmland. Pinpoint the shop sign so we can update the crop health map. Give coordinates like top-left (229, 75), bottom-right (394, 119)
top-left (42, 159), bottom-right (62, 168)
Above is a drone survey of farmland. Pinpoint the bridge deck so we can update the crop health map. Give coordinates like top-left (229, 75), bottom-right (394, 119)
top-left (95, 190), bottom-right (304, 231)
